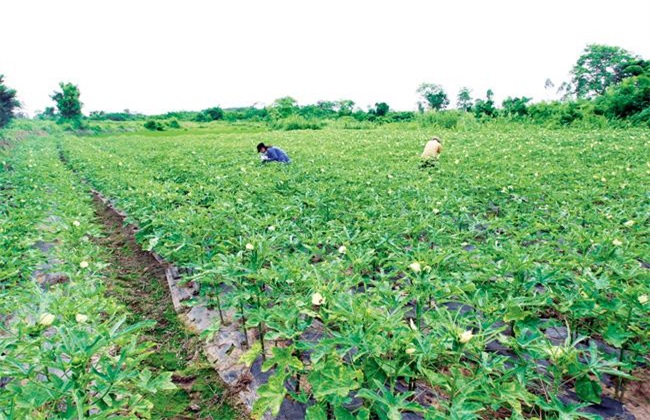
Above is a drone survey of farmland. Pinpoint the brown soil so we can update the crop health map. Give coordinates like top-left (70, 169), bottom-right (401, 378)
top-left (621, 368), bottom-right (650, 420)
top-left (91, 194), bottom-right (245, 419)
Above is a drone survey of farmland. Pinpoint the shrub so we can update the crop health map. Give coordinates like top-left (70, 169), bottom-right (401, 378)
top-left (418, 110), bottom-right (472, 129)
top-left (167, 119), bottom-right (181, 129)
top-left (271, 115), bottom-right (323, 131)
top-left (144, 120), bottom-right (165, 131)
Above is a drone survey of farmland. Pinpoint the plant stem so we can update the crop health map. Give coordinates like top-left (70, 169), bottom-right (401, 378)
top-left (239, 302), bottom-right (249, 348)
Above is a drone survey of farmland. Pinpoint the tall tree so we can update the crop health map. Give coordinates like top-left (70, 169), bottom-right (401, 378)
top-left (373, 102), bottom-right (390, 117)
top-left (474, 89), bottom-right (497, 118)
top-left (335, 99), bottom-right (355, 116)
top-left (571, 44), bottom-right (639, 98)
top-left (268, 96), bottom-right (298, 119)
top-left (417, 83), bottom-right (449, 111)
top-left (0, 75), bottom-right (20, 128)
top-left (51, 82), bottom-right (82, 121)
top-left (456, 87), bottom-right (473, 112)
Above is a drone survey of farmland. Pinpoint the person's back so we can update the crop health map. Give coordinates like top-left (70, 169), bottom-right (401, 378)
top-left (421, 138), bottom-right (442, 159)
top-left (266, 146), bottom-right (291, 163)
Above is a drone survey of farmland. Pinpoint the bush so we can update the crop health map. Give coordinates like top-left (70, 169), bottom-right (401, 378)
top-left (595, 75), bottom-right (650, 119)
top-left (167, 119), bottom-right (181, 129)
top-left (195, 107), bottom-right (224, 122)
top-left (630, 107), bottom-right (650, 127)
top-left (144, 120), bottom-right (165, 131)
top-left (418, 110), bottom-right (473, 129)
top-left (271, 115), bottom-right (323, 131)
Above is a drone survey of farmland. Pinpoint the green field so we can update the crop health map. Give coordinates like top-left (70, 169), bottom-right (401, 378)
top-left (2, 123), bottom-right (650, 419)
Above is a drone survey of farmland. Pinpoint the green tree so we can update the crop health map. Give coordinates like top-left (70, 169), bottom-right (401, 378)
top-left (596, 74), bottom-right (650, 119)
top-left (474, 89), bottom-right (497, 118)
top-left (0, 75), bottom-right (20, 128)
top-left (268, 96), bottom-right (298, 119)
top-left (456, 87), bottom-right (473, 112)
top-left (51, 82), bottom-right (82, 121)
top-left (335, 99), bottom-right (355, 116)
top-left (373, 102), bottom-right (390, 117)
top-left (502, 96), bottom-right (531, 118)
top-left (571, 44), bottom-right (640, 98)
top-left (195, 106), bottom-right (224, 122)
top-left (417, 83), bottom-right (449, 111)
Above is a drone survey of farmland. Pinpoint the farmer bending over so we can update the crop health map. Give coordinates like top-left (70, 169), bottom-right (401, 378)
top-left (420, 136), bottom-right (442, 169)
top-left (257, 142), bottom-right (291, 163)
top-left (421, 137), bottom-right (442, 159)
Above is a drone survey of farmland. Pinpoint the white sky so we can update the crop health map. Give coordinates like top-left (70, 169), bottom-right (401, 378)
top-left (3, 0), bottom-right (650, 116)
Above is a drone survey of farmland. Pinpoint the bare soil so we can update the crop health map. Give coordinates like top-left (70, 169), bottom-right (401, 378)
top-left (92, 195), bottom-right (244, 419)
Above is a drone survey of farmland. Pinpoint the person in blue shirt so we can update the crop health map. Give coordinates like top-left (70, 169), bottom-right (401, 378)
top-left (257, 142), bottom-right (291, 163)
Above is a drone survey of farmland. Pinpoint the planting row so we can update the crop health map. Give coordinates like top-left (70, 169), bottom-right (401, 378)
top-left (0, 132), bottom-right (175, 418)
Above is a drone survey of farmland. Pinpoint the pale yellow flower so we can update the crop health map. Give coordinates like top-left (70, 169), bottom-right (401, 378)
top-left (245, 243), bottom-right (254, 251)
top-left (39, 313), bottom-right (55, 326)
top-left (638, 295), bottom-right (648, 305)
top-left (311, 293), bottom-right (325, 306)
top-left (75, 314), bottom-right (88, 323)
top-left (338, 245), bottom-right (347, 254)
top-left (623, 220), bottom-right (634, 227)
top-left (612, 239), bottom-right (623, 247)
top-left (72, 220), bottom-right (81, 227)
top-left (459, 330), bottom-right (474, 344)
top-left (267, 225), bottom-right (276, 232)
top-left (79, 261), bottom-right (89, 269)
top-left (405, 348), bottom-right (416, 355)
top-left (409, 262), bottom-right (421, 273)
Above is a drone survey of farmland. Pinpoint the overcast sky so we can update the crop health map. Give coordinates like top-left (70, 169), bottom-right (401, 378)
top-left (4, 0), bottom-right (650, 115)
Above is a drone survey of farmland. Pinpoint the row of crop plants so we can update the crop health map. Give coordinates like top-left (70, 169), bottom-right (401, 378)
top-left (0, 132), bottom-right (174, 418)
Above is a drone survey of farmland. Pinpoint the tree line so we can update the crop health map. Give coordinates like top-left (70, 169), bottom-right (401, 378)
top-left (1, 44), bottom-right (648, 130)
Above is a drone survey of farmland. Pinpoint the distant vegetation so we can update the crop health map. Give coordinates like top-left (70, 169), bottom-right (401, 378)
top-left (2, 43), bottom-right (648, 132)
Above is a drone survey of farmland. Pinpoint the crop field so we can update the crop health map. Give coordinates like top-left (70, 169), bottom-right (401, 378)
top-left (2, 123), bottom-right (650, 419)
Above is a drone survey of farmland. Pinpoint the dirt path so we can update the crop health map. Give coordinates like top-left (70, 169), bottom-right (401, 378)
top-left (92, 195), bottom-right (244, 419)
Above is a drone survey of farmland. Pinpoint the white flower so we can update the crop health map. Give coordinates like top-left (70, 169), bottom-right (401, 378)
top-left (639, 295), bottom-right (648, 305)
top-left (623, 220), bottom-right (634, 227)
top-left (245, 243), bottom-right (254, 251)
top-left (432, 208), bottom-right (440, 214)
top-left (612, 239), bottom-right (623, 247)
top-left (72, 220), bottom-right (81, 227)
top-left (268, 225), bottom-right (276, 232)
top-left (409, 262), bottom-right (421, 273)
top-left (79, 261), bottom-right (89, 269)
top-left (459, 330), bottom-right (473, 344)
top-left (405, 348), bottom-right (416, 355)
top-left (75, 314), bottom-right (88, 323)
top-left (338, 245), bottom-right (347, 254)
top-left (39, 313), bottom-right (55, 326)
top-left (311, 292), bottom-right (325, 306)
